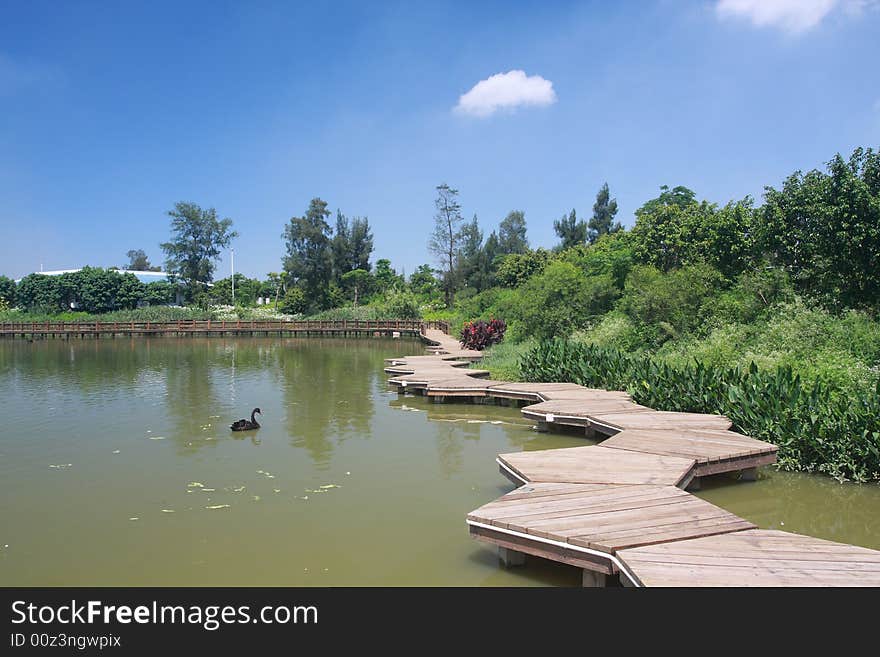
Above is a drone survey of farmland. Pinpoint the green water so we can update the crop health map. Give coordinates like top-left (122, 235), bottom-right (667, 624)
top-left (1, 337), bottom-right (877, 586)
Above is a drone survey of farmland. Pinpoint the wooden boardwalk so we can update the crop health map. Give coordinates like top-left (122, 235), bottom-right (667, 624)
top-left (0, 319), bottom-right (448, 339)
top-left (388, 329), bottom-right (880, 587)
top-left (618, 530), bottom-right (880, 587)
top-left (498, 445), bottom-right (696, 488)
top-left (468, 483), bottom-right (755, 585)
top-left (603, 429), bottom-right (778, 479)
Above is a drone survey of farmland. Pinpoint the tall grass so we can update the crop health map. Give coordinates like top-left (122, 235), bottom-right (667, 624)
top-left (0, 306), bottom-right (215, 322)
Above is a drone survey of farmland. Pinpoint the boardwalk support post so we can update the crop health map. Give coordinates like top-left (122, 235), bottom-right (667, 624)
top-left (739, 467), bottom-right (758, 482)
top-left (686, 476), bottom-right (702, 491)
top-left (498, 547), bottom-right (525, 568)
top-left (582, 569), bottom-right (608, 588)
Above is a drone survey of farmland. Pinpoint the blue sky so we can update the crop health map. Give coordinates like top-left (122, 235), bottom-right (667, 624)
top-left (1, 0), bottom-right (878, 280)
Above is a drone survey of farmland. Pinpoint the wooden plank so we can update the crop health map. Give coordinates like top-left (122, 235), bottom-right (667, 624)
top-left (468, 524), bottom-right (615, 574)
top-left (469, 482), bottom-right (753, 557)
top-left (586, 411), bottom-right (732, 432)
top-left (602, 428), bottom-right (776, 462)
top-left (521, 399), bottom-right (652, 417)
top-left (498, 446), bottom-right (696, 487)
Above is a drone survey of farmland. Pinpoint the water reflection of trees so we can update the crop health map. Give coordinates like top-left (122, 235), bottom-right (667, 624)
top-left (0, 338), bottom-right (273, 393)
top-left (277, 338), bottom-right (399, 468)
top-left (388, 395), bottom-right (521, 478)
top-left (0, 339), bottom-right (165, 391)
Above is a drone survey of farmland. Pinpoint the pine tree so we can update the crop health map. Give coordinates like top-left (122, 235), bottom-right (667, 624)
top-left (588, 182), bottom-right (622, 243)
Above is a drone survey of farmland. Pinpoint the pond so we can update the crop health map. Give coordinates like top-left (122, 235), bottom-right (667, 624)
top-left (1, 337), bottom-right (878, 586)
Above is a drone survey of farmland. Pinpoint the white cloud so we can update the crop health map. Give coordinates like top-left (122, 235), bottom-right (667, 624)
top-left (454, 70), bottom-right (557, 118)
top-left (716, 0), bottom-right (840, 33)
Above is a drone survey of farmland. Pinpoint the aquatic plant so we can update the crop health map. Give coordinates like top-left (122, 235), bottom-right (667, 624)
top-left (519, 338), bottom-right (880, 482)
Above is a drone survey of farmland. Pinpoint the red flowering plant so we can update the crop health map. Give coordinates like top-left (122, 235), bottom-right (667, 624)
top-left (459, 318), bottom-right (506, 351)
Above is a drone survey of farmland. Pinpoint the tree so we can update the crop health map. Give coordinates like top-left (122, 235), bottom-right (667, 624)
top-left (160, 202), bottom-right (237, 300)
top-left (0, 275), bottom-right (16, 306)
top-left (498, 210), bottom-right (529, 254)
top-left (116, 272), bottom-right (145, 309)
top-left (374, 258), bottom-right (403, 292)
top-left (15, 274), bottom-right (62, 311)
top-left (409, 264), bottom-right (439, 299)
top-left (429, 183), bottom-right (465, 307)
top-left (211, 274), bottom-right (261, 306)
top-left (125, 249), bottom-right (160, 271)
top-left (282, 198), bottom-right (333, 310)
top-left (456, 215), bottom-right (484, 290)
top-left (341, 269), bottom-right (372, 305)
top-left (560, 230), bottom-right (635, 290)
top-left (620, 264), bottom-right (725, 347)
top-left (588, 183), bottom-right (622, 243)
top-left (331, 212), bottom-right (374, 283)
top-left (759, 147), bottom-right (880, 310)
top-left (265, 272), bottom-right (285, 305)
top-left (143, 280), bottom-right (176, 306)
top-left (331, 211), bottom-right (351, 283)
top-left (348, 217), bottom-right (374, 273)
top-left (631, 190), bottom-right (756, 277)
top-left (479, 231), bottom-right (501, 290)
top-left (636, 185), bottom-right (697, 215)
top-left (494, 248), bottom-right (554, 288)
top-left (553, 209), bottom-right (588, 250)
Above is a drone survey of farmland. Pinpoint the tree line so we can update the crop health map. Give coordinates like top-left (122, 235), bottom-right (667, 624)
top-left (1, 146), bottom-right (876, 320)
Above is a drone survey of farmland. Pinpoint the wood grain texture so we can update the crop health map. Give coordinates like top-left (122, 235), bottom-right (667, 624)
top-left (468, 482), bottom-right (754, 555)
top-left (499, 445), bottom-right (696, 487)
top-left (618, 529), bottom-right (880, 586)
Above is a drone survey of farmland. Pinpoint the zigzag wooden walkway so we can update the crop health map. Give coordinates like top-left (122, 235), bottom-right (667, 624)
top-left (390, 329), bottom-right (880, 587)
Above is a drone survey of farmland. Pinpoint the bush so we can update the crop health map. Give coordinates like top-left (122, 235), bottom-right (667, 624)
top-left (573, 311), bottom-right (643, 352)
top-left (657, 300), bottom-right (880, 394)
top-left (508, 261), bottom-right (619, 340)
top-left (559, 231), bottom-right (635, 289)
top-left (494, 249), bottom-right (554, 288)
top-left (279, 287), bottom-right (308, 315)
top-left (520, 338), bottom-right (880, 482)
top-left (381, 289), bottom-right (421, 319)
top-left (620, 264), bottom-right (725, 347)
top-left (460, 318), bottom-right (506, 350)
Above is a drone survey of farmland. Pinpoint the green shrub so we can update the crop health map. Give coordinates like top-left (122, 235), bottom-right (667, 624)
top-left (572, 311), bottom-right (643, 352)
top-left (508, 261), bottom-right (619, 340)
top-left (279, 287), bottom-right (308, 315)
top-left (559, 231), bottom-right (635, 289)
top-left (620, 264), bottom-right (725, 347)
top-left (381, 289), bottom-right (421, 319)
top-left (494, 248), bottom-right (554, 288)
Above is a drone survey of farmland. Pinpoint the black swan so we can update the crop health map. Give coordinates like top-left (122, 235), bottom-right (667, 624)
top-left (231, 408), bottom-right (261, 431)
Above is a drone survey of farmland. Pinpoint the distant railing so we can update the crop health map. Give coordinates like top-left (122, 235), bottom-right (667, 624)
top-left (0, 319), bottom-right (448, 336)
top-left (421, 320), bottom-right (450, 334)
